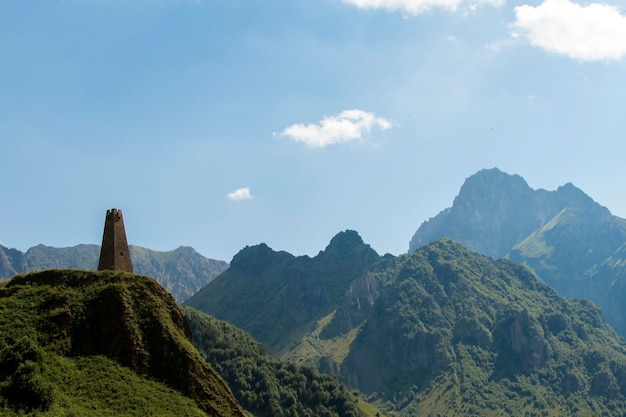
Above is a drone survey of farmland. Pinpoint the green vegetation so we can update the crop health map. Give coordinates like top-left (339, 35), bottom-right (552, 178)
top-left (0, 351), bottom-right (209, 417)
top-left (184, 307), bottom-right (367, 417)
top-left (0, 269), bottom-right (244, 416)
top-left (407, 168), bottom-right (626, 342)
top-left (185, 230), bottom-right (379, 354)
top-left (342, 239), bottom-right (626, 415)
top-left (188, 232), bottom-right (626, 416)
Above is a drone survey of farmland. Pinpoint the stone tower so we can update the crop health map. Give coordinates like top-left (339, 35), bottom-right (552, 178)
top-left (98, 208), bottom-right (134, 272)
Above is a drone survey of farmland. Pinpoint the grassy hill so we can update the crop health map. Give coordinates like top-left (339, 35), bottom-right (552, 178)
top-left (0, 269), bottom-right (244, 416)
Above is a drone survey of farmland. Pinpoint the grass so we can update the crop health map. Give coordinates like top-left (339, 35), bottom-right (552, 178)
top-left (282, 310), bottom-right (362, 368)
top-left (0, 270), bottom-right (243, 417)
top-left (32, 355), bottom-right (207, 417)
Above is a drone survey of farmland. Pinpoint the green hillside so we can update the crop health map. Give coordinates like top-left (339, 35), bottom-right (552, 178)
top-left (0, 269), bottom-right (244, 416)
top-left (342, 239), bottom-right (626, 415)
top-left (188, 234), bottom-right (626, 416)
top-left (186, 230), bottom-right (379, 354)
top-left (183, 307), bottom-right (372, 417)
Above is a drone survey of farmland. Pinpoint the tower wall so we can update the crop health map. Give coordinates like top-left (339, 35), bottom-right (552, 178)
top-left (98, 208), bottom-right (133, 272)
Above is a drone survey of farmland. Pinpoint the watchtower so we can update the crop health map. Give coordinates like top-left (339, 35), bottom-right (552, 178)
top-left (97, 208), bottom-right (134, 272)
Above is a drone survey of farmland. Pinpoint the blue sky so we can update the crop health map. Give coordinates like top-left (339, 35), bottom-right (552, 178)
top-left (2, 0), bottom-right (626, 261)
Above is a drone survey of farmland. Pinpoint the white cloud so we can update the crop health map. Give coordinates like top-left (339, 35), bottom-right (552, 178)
top-left (340, 0), bottom-right (502, 15)
top-left (275, 109), bottom-right (392, 149)
top-left (227, 187), bottom-right (252, 201)
top-left (511, 0), bottom-right (626, 61)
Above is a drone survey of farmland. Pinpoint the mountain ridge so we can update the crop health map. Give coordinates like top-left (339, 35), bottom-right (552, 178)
top-left (186, 230), bottom-right (379, 354)
top-left (408, 167), bottom-right (626, 338)
top-left (408, 167), bottom-right (608, 258)
top-left (0, 243), bottom-right (228, 303)
top-left (187, 231), bottom-right (626, 415)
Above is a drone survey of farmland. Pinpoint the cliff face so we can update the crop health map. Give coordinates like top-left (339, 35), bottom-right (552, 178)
top-left (1, 269), bottom-right (245, 417)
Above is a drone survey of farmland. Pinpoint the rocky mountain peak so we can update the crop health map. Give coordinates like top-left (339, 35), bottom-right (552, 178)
top-left (456, 168), bottom-right (531, 199)
top-left (319, 230), bottom-right (377, 261)
top-left (229, 243), bottom-right (293, 275)
top-left (409, 168), bottom-right (609, 258)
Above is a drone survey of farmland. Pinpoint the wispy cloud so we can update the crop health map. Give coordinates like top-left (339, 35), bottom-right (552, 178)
top-left (275, 109), bottom-right (392, 149)
top-left (227, 187), bottom-right (252, 201)
top-left (511, 0), bottom-right (626, 61)
top-left (340, 0), bottom-right (502, 15)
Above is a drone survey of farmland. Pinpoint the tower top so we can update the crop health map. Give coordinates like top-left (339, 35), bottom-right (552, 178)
top-left (97, 208), bottom-right (133, 273)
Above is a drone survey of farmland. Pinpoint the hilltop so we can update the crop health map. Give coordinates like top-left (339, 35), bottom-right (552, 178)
top-left (0, 269), bottom-right (244, 416)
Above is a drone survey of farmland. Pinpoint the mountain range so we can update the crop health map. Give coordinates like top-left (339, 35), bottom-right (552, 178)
top-left (186, 233), bottom-right (626, 415)
top-left (0, 243), bottom-right (228, 303)
top-left (409, 167), bottom-right (626, 337)
top-left (5, 167), bottom-right (626, 415)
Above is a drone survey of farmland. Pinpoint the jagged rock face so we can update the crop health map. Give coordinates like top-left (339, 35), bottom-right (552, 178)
top-left (410, 168), bottom-right (546, 257)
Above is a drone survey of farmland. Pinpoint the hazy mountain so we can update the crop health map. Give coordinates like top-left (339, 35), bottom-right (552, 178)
top-left (129, 245), bottom-right (229, 303)
top-left (408, 168), bottom-right (607, 258)
top-left (0, 269), bottom-right (245, 416)
top-left (0, 245), bottom-right (27, 278)
top-left (408, 168), bottom-right (626, 337)
top-left (0, 243), bottom-right (228, 302)
top-left (187, 233), bottom-right (626, 415)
